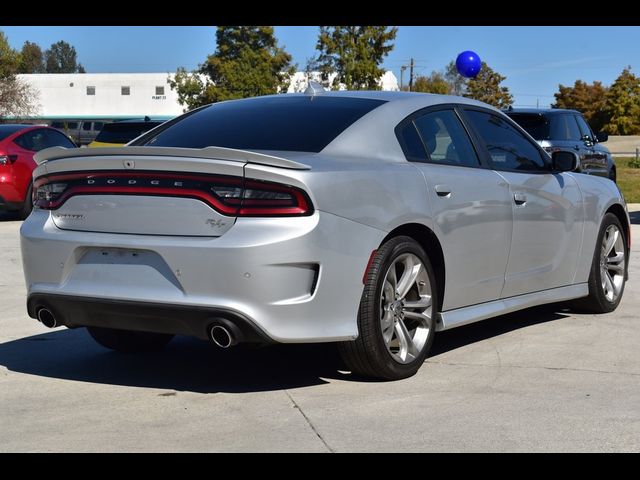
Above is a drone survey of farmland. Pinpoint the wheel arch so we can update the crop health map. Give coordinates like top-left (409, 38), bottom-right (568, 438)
top-left (381, 223), bottom-right (445, 311)
top-left (605, 203), bottom-right (630, 252)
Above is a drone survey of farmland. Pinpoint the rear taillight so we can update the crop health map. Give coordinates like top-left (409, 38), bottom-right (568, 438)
top-left (33, 171), bottom-right (313, 217)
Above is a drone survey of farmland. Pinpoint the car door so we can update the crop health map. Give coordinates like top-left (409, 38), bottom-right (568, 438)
top-left (396, 106), bottom-right (513, 310)
top-left (546, 113), bottom-right (587, 171)
top-left (574, 114), bottom-right (608, 177)
top-left (462, 108), bottom-right (584, 298)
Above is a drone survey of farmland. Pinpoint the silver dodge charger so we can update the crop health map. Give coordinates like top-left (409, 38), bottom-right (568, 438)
top-left (20, 91), bottom-right (630, 380)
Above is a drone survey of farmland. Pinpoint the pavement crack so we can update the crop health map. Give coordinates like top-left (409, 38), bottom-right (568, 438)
top-left (284, 389), bottom-right (334, 453)
top-left (426, 360), bottom-right (640, 377)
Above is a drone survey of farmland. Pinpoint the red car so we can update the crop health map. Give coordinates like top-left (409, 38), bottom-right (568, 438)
top-left (0, 124), bottom-right (76, 219)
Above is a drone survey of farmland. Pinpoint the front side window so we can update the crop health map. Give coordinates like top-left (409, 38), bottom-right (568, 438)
top-left (574, 114), bottom-right (594, 141)
top-left (465, 110), bottom-right (548, 172)
top-left (549, 114), bottom-right (581, 141)
top-left (412, 110), bottom-right (480, 168)
top-left (82, 122), bottom-right (92, 131)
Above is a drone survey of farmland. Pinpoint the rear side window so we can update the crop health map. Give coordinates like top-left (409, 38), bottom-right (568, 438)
top-left (465, 110), bottom-right (548, 172)
top-left (141, 96), bottom-right (386, 152)
top-left (43, 129), bottom-right (76, 148)
top-left (549, 114), bottom-right (581, 141)
top-left (413, 110), bottom-right (480, 167)
top-left (508, 113), bottom-right (550, 140)
top-left (396, 122), bottom-right (427, 162)
top-left (96, 122), bottom-right (163, 144)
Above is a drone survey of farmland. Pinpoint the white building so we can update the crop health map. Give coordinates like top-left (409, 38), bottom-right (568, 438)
top-left (14, 71), bottom-right (399, 122)
top-left (17, 73), bottom-right (183, 121)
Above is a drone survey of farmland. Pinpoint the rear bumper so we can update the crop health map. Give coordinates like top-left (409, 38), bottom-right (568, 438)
top-left (21, 209), bottom-right (386, 342)
top-left (27, 293), bottom-right (271, 343)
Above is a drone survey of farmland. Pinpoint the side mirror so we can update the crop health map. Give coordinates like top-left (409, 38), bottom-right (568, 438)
top-left (552, 151), bottom-right (579, 172)
top-left (596, 131), bottom-right (608, 143)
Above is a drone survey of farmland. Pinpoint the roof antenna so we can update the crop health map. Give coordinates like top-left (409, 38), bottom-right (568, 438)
top-left (304, 81), bottom-right (325, 96)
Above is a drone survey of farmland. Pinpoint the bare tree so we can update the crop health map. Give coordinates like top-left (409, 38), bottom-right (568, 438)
top-left (0, 77), bottom-right (40, 119)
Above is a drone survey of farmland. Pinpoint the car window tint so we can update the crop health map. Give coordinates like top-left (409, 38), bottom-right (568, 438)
top-left (397, 122), bottom-right (427, 162)
top-left (43, 129), bottom-right (76, 148)
top-left (143, 96), bottom-right (387, 152)
top-left (82, 122), bottom-right (92, 131)
top-left (574, 115), bottom-right (594, 141)
top-left (14, 129), bottom-right (49, 151)
top-left (413, 110), bottom-right (480, 167)
top-left (507, 113), bottom-right (550, 140)
top-left (549, 114), bottom-right (581, 141)
top-left (13, 130), bottom-right (37, 150)
top-left (67, 122), bottom-right (78, 130)
top-left (466, 110), bottom-right (548, 172)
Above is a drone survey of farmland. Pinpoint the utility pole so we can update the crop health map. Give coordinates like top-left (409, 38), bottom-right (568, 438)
top-left (409, 58), bottom-right (415, 92)
top-left (400, 65), bottom-right (407, 90)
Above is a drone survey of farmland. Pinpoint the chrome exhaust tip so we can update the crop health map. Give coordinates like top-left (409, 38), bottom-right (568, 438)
top-left (209, 325), bottom-right (234, 348)
top-left (36, 308), bottom-right (58, 328)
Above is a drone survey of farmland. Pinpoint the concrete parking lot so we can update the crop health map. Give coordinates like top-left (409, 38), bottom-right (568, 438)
top-left (1, 208), bottom-right (639, 452)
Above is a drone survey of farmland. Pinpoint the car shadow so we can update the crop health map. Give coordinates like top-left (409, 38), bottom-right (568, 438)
top-left (629, 210), bottom-right (640, 225)
top-left (0, 211), bottom-right (20, 222)
top-left (0, 305), bottom-right (569, 393)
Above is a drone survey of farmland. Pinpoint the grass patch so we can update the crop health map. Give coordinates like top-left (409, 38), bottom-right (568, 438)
top-left (615, 157), bottom-right (640, 203)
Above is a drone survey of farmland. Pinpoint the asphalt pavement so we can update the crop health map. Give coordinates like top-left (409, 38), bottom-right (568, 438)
top-left (1, 207), bottom-right (638, 452)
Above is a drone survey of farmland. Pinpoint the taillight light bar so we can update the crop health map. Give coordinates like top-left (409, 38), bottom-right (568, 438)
top-left (33, 171), bottom-right (313, 217)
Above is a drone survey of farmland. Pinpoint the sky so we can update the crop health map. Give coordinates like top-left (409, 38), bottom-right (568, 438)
top-left (2, 26), bottom-right (640, 108)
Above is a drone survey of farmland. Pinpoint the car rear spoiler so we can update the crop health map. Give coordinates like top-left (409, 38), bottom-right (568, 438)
top-left (34, 146), bottom-right (311, 170)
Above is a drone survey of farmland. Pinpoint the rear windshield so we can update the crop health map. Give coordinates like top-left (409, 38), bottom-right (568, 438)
top-left (0, 125), bottom-right (28, 141)
top-left (95, 122), bottom-right (162, 144)
top-left (138, 96), bottom-right (387, 152)
top-left (507, 113), bottom-right (550, 140)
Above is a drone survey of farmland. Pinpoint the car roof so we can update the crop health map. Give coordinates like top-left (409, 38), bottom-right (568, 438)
top-left (277, 91), bottom-right (503, 161)
top-left (505, 108), bottom-right (581, 115)
top-left (0, 124), bottom-right (39, 134)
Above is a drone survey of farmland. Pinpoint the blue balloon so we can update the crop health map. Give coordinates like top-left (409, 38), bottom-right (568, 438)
top-left (456, 51), bottom-right (482, 78)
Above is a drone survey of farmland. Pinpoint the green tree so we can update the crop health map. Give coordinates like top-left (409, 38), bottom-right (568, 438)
top-left (44, 40), bottom-right (85, 73)
top-left (18, 41), bottom-right (45, 73)
top-left (0, 31), bottom-right (20, 78)
top-left (310, 26), bottom-right (397, 90)
top-left (444, 60), bottom-right (468, 96)
top-left (603, 67), bottom-right (640, 135)
top-left (553, 80), bottom-right (609, 133)
top-left (410, 71), bottom-right (451, 94)
top-left (170, 26), bottom-right (294, 110)
top-left (464, 62), bottom-right (513, 108)
top-left (0, 31), bottom-right (39, 117)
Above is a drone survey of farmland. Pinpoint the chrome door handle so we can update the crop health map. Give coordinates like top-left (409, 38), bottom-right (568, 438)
top-left (514, 193), bottom-right (527, 205)
top-left (435, 184), bottom-right (452, 197)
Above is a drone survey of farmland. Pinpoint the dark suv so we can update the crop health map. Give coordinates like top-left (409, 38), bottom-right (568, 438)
top-left (505, 108), bottom-right (615, 182)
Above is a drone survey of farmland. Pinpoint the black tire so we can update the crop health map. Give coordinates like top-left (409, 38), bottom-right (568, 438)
top-left (87, 326), bottom-right (174, 353)
top-left (338, 236), bottom-right (438, 380)
top-left (18, 183), bottom-right (33, 220)
top-left (573, 213), bottom-right (627, 313)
